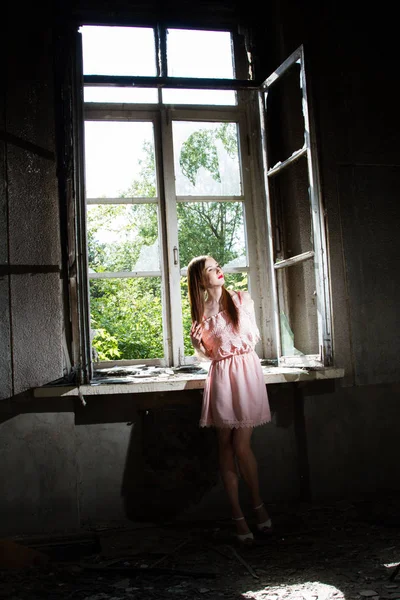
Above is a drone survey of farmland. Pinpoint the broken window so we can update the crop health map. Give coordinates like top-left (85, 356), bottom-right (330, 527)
top-left (68, 25), bottom-right (332, 379)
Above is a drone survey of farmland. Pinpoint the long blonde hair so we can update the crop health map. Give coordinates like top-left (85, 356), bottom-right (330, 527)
top-left (187, 255), bottom-right (239, 327)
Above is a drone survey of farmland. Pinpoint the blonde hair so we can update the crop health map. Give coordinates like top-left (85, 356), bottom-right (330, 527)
top-left (187, 255), bottom-right (239, 328)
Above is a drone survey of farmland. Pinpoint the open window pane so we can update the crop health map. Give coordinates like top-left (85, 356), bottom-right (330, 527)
top-left (84, 87), bottom-right (158, 104)
top-left (177, 202), bottom-right (247, 269)
top-left (265, 61), bottom-right (304, 168)
top-left (271, 157), bottom-right (313, 260)
top-left (259, 46), bottom-right (332, 365)
top-left (81, 26), bottom-right (156, 76)
top-left (277, 260), bottom-right (319, 357)
top-left (84, 121), bottom-right (156, 198)
top-left (167, 29), bottom-right (234, 79)
top-left (90, 277), bottom-right (164, 360)
top-left (162, 88), bottom-right (236, 106)
top-left (87, 204), bottom-right (160, 273)
top-left (172, 122), bottom-right (241, 196)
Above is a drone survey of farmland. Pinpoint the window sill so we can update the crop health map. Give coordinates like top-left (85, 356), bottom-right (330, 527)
top-left (33, 366), bottom-right (344, 398)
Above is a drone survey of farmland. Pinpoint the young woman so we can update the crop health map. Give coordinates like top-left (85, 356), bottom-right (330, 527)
top-left (187, 255), bottom-right (272, 545)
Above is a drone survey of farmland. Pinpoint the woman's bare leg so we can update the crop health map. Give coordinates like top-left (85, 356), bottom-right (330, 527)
top-left (233, 427), bottom-right (270, 524)
top-left (217, 428), bottom-right (251, 535)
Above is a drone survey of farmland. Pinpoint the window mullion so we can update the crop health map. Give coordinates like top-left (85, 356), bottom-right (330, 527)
top-left (160, 109), bottom-right (185, 366)
top-left (151, 112), bottom-right (171, 365)
top-left (73, 30), bottom-right (92, 383)
top-left (236, 110), bottom-right (265, 356)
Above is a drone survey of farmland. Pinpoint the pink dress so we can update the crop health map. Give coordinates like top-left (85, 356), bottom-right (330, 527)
top-left (199, 290), bottom-right (271, 429)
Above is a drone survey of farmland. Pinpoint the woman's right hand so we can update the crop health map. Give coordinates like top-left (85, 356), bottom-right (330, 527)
top-left (190, 321), bottom-right (203, 349)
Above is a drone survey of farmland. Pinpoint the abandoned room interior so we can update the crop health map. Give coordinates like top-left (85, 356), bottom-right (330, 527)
top-left (1, 0), bottom-right (399, 597)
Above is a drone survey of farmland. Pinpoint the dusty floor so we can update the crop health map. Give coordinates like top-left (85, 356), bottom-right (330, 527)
top-left (0, 496), bottom-right (399, 600)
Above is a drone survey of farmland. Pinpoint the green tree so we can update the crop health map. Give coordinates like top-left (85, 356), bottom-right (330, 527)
top-left (177, 201), bottom-right (243, 267)
top-left (179, 121), bottom-right (238, 186)
top-left (90, 278), bottom-right (164, 359)
top-left (87, 204), bottom-right (143, 272)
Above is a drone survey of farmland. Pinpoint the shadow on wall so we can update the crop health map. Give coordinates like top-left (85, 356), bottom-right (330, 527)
top-left (0, 394), bottom-right (75, 426)
top-left (121, 401), bottom-right (219, 522)
top-left (120, 386), bottom-right (301, 523)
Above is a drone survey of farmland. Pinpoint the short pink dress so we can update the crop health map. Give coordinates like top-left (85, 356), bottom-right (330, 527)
top-left (199, 290), bottom-right (271, 429)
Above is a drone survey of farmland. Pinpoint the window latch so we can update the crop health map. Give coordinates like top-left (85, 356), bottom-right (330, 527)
top-left (173, 246), bottom-right (179, 266)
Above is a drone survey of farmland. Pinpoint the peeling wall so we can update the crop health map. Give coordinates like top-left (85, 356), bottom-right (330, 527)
top-left (0, 73), bottom-right (12, 400)
top-left (10, 275), bottom-right (63, 394)
top-left (1, 8), bottom-right (64, 399)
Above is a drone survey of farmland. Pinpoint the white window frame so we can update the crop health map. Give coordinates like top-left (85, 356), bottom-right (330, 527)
top-left (73, 28), bottom-right (333, 378)
top-left (84, 103), bottom-right (261, 367)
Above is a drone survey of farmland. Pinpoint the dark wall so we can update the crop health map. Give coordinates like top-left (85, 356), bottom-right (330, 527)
top-left (302, 5), bottom-right (400, 386)
top-left (1, 3), bottom-right (64, 400)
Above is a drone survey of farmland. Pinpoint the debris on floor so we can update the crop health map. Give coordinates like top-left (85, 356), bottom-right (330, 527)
top-left (0, 497), bottom-right (399, 600)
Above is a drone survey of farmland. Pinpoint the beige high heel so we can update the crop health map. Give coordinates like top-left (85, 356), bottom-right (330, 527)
top-left (254, 502), bottom-right (273, 533)
top-left (232, 516), bottom-right (254, 545)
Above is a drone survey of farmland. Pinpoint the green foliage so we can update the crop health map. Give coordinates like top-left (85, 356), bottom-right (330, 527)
top-left (87, 204), bottom-right (158, 273)
top-left (91, 327), bottom-right (121, 360)
top-left (215, 122), bottom-right (238, 158)
top-left (90, 278), bottom-right (164, 360)
top-left (180, 130), bottom-right (221, 185)
top-left (89, 122), bottom-right (247, 361)
top-left (224, 273), bottom-right (248, 291)
top-left (177, 201), bottom-right (243, 268)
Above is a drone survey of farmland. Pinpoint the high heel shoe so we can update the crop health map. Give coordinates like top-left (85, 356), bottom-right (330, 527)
top-left (232, 516), bottom-right (254, 545)
top-left (254, 502), bottom-right (273, 534)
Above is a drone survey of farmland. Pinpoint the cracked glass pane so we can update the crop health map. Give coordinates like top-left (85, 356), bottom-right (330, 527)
top-left (87, 204), bottom-right (160, 274)
top-left (172, 121), bottom-right (241, 196)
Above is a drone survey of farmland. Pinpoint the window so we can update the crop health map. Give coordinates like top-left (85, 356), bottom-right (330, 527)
top-left (258, 47), bottom-right (332, 367)
top-left (74, 26), bottom-right (332, 377)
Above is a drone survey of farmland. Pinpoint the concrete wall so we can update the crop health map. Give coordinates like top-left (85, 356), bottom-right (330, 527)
top-left (0, 0), bottom-right (399, 537)
top-left (73, 388), bottom-right (300, 526)
top-left (1, 6), bottom-right (64, 401)
top-left (0, 386), bottom-right (300, 534)
top-left (0, 399), bottom-right (79, 536)
top-left (2, 380), bottom-right (399, 536)
top-left (305, 9), bottom-right (400, 388)
top-left (304, 383), bottom-right (400, 501)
